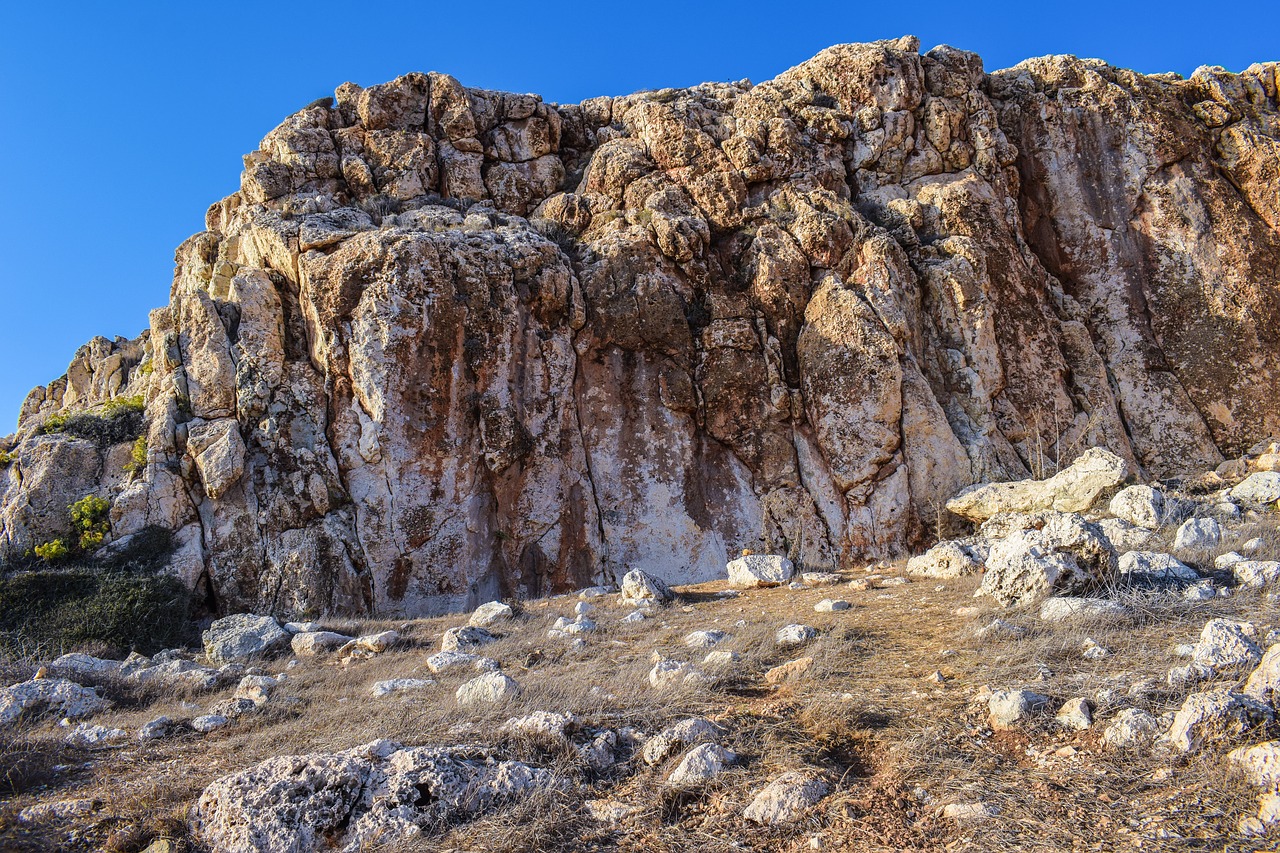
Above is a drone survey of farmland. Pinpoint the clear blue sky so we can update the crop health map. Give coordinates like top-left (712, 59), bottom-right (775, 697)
top-left (0, 1), bottom-right (1274, 432)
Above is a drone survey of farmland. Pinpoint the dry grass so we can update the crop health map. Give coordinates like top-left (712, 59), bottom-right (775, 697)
top-left (3, 541), bottom-right (1280, 852)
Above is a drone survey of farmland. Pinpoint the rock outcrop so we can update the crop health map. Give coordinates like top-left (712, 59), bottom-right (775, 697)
top-left (2, 38), bottom-right (1278, 617)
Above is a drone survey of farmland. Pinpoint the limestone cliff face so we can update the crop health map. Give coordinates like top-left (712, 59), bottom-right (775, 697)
top-left (2, 38), bottom-right (1277, 616)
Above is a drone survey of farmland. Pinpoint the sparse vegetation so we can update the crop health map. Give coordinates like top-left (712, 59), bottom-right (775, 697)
top-left (37, 396), bottom-right (146, 448)
top-left (69, 495), bottom-right (111, 551)
top-left (125, 435), bottom-right (147, 475)
top-left (32, 540), bottom-right (68, 564)
top-left (0, 451), bottom-right (13, 468)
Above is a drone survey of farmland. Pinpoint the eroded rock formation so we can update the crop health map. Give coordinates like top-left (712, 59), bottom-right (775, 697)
top-left (2, 37), bottom-right (1277, 616)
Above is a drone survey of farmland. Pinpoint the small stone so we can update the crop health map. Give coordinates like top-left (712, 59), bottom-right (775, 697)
top-left (441, 626), bottom-right (498, 653)
top-left (666, 743), bottom-right (735, 786)
top-left (1118, 551), bottom-right (1199, 581)
top-left (942, 802), bottom-right (997, 822)
top-left (1168, 663), bottom-right (1214, 689)
top-left (801, 572), bottom-right (842, 586)
top-left (648, 660), bottom-right (707, 691)
top-left (573, 601), bottom-right (592, 615)
top-left (1173, 517), bottom-right (1222, 551)
top-left (371, 678), bottom-right (435, 697)
top-left (1158, 690), bottom-right (1275, 753)
top-left (1228, 741), bottom-right (1280, 788)
top-left (470, 601), bottom-right (514, 627)
top-left (906, 541), bottom-right (985, 578)
top-left (501, 711), bottom-right (579, 739)
top-left (765, 657), bottom-right (815, 685)
top-left (455, 672), bottom-right (521, 706)
top-left (425, 651), bottom-right (498, 675)
top-left (64, 723), bottom-right (128, 749)
top-left (139, 715), bottom-right (174, 741)
top-left (988, 689), bottom-right (1050, 730)
top-left (975, 619), bottom-right (1027, 640)
top-left (620, 610), bottom-right (647, 623)
top-left (1082, 639), bottom-right (1111, 660)
top-left (234, 675), bottom-right (277, 706)
top-left (814, 599), bottom-right (851, 612)
top-left (684, 630), bottom-right (729, 648)
top-left (1234, 561), bottom-right (1280, 588)
top-left (1216, 552), bottom-right (1247, 569)
top-left (743, 771), bottom-right (831, 825)
top-left (776, 624), bottom-right (818, 647)
top-left (1056, 698), bottom-right (1093, 730)
top-left (192, 714), bottom-right (230, 734)
top-left (290, 631), bottom-right (353, 657)
top-left (1038, 597), bottom-right (1128, 624)
top-left (643, 717), bottom-right (721, 765)
top-left (1102, 708), bottom-right (1161, 750)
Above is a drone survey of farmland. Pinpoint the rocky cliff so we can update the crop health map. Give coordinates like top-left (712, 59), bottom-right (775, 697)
top-left (2, 37), bottom-right (1277, 617)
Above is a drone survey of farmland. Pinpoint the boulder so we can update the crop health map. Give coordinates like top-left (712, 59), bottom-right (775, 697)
top-left (1234, 560), bottom-right (1280, 588)
top-left (455, 672), bottom-right (520, 706)
top-left (643, 717), bottom-right (721, 765)
top-left (776, 624), bottom-right (818, 647)
top-left (1173, 517), bottom-right (1222, 551)
top-left (0, 678), bottom-right (108, 725)
top-left (906, 540), bottom-right (985, 578)
top-left (666, 743), bottom-right (735, 786)
top-left (742, 771), bottom-right (831, 825)
top-left (192, 714), bottom-right (230, 734)
top-left (1118, 551), bottom-right (1199, 582)
top-left (946, 448), bottom-right (1129, 522)
top-left (1158, 690), bottom-right (1275, 753)
top-left (441, 626), bottom-right (498, 652)
top-left (1102, 709), bottom-right (1162, 750)
top-left (48, 653), bottom-right (123, 683)
top-left (1108, 484), bottom-right (1187, 529)
top-left (139, 715), bottom-right (175, 741)
top-left (191, 740), bottom-right (557, 852)
top-left (814, 599), bottom-right (851, 612)
top-left (1193, 619), bottom-right (1263, 669)
top-left (1231, 472), bottom-right (1280, 506)
top-left (202, 614), bottom-right (289, 664)
top-left (1096, 517), bottom-right (1158, 553)
top-left (727, 555), bottom-right (795, 588)
top-left (469, 601), bottom-right (514, 627)
top-left (1055, 698), bottom-right (1093, 731)
top-left (976, 513), bottom-right (1117, 606)
top-left (988, 689), bottom-right (1050, 730)
top-left (1038, 596), bottom-right (1128, 624)
top-left (684, 630), bottom-right (729, 648)
top-left (290, 631), bottom-right (353, 657)
top-left (619, 569), bottom-right (674, 605)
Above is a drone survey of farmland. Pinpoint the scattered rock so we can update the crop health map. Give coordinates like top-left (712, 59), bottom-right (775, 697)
top-left (619, 569), bottom-right (674, 605)
top-left (776, 624), bottom-right (818, 647)
top-left (234, 675), bottom-right (278, 706)
top-left (703, 650), bottom-right (741, 666)
top-left (1158, 690), bottom-right (1275, 753)
top-left (18, 799), bottom-right (98, 824)
top-left (1193, 619), bottom-right (1262, 669)
top-left (139, 715), bottom-right (175, 742)
top-left (1244, 645), bottom-right (1280, 705)
top-left (191, 714), bottom-right (230, 734)
top-left (976, 512), bottom-right (1117, 606)
top-left (469, 601), bottom-right (514, 627)
top-left (371, 678), bottom-right (436, 697)
top-left (684, 630), bottom-right (729, 648)
top-left (290, 631), bottom-right (353, 657)
top-left (64, 722), bottom-right (128, 749)
top-left (584, 798), bottom-right (643, 825)
top-left (643, 717), bottom-right (721, 765)
top-left (455, 672), bottom-right (520, 706)
top-left (942, 802), bottom-right (998, 822)
top-left (0, 678), bottom-right (108, 725)
top-left (1097, 517), bottom-right (1158, 552)
top-left (727, 555), bottom-right (795, 588)
top-left (814, 599), bottom-right (851, 612)
top-left (441, 626), bottom-right (498, 652)
top-left (743, 771), bottom-right (831, 825)
top-left (987, 689), bottom-right (1050, 730)
top-left (765, 657), bottom-right (816, 685)
top-left (1229, 741), bottom-right (1280, 788)
top-left (1234, 560), bottom-right (1280, 588)
top-left (1056, 698), bottom-right (1093, 730)
top-left (48, 653), bottom-right (123, 682)
top-left (666, 743), bottom-right (735, 786)
top-left (1168, 663), bottom-right (1215, 689)
top-left (501, 711), bottom-right (579, 739)
top-left (1231, 472), bottom-right (1280, 506)
top-left (424, 651), bottom-right (498, 675)
top-left (1118, 551), bottom-right (1199, 582)
top-left (1109, 484), bottom-right (1184, 529)
top-left (946, 448), bottom-right (1129, 522)
top-left (202, 614), bottom-right (290, 664)
top-left (1082, 639), bottom-right (1111, 660)
top-left (801, 572), bottom-right (843, 586)
top-left (648, 660), bottom-right (708, 691)
top-left (906, 541), bottom-right (985, 578)
top-left (1038, 597), bottom-right (1129, 624)
top-left (1103, 709), bottom-right (1162, 750)
top-left (1173, 517), bottom-right (1222, 551)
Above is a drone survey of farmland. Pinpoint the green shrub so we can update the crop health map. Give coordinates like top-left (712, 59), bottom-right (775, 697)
top-left (70, 495), bottom-right (111, 551)
top-left (0, 567), bottom-right (195, 657)
top-left (33, 540), bottom-right (69, 563)
top-left (0, 450), bottom-right (14, 467)
top-left (39, 397), bottom-right (146, 448)
top-left (125, 435), bottom-right (148, 474)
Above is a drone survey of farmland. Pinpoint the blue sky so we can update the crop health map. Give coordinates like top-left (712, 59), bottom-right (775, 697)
top-left (0, 1), bottom-right (1274, 431)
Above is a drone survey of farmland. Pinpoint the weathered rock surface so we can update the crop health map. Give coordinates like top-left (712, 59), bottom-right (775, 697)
top-left (4, 39), bottom-right (1279, 617)
top-left (203, 614), bottom-right (289, 664)
top-left (743, 771), bottom-right (831, 824)
top-left (947, 449), bottom-right (1129, 522)
top-left (0, 678), bottom-right (108, 725)
top-left (1159, 690), bottom-right (1275, 753)
top-left (976, 512), bottom-right (1117, 606)
top-left (191, 740), bottom-right (557, 852)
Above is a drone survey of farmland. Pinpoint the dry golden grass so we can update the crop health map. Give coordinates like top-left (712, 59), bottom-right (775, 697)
top-left (2, 543), bottom-right (1280, 852)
